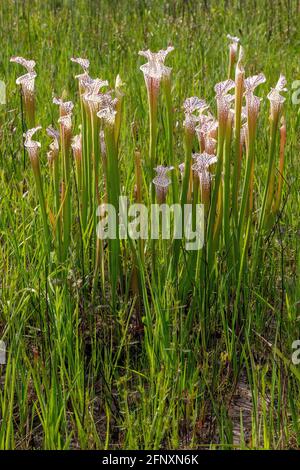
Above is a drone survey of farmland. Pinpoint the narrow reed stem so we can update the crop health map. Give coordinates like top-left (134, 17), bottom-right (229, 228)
top-left (148, 87), bottom-right (158, 281)
top-left (171, 127), bottom-right (193, 278)
top-left (232, 62), bottom-right (244, 220)
top-left (207, 124), bottom-right (225, 245)
top-left (32, 162), bottom-right (51, 255)
top-left (53, 151), bottom-right (62, 261)
top-left (181, 129), bottom-right (194, 206)
top-left (91, 113), bottom-right (101, 295)
top-left (104, 124), bottom-right (121, 308)
top-left (272, 117), bottom-right (286, 214)
top-left (258, 114), bottom-right (279, 233)
top-left (163, 77), bottom-right (178, 202)
top-left (114, 75), bottom-right (124, 147)
top-left (61, 128), bottom-right (72, 260)
top-left (238, 136), bottom-right (255, 240)
top-left (223, 115), bottom-right (233, 248)
top-left (81, 100), bottom-right (89, 232)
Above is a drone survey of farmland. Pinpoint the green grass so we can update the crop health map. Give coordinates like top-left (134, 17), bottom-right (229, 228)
top-left (0, 0), bottom-right (299, 449)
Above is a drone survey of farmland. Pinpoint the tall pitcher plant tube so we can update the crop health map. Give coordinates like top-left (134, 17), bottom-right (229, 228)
top-left (83, 79), bottom-right (111, 289)
top-left (227, 35), bottom-right (240, 80)
top-left (24, 127), bottom-right (51, 254)
top-left (54, 98), bottom-right (74, 259)
top-left (223, 112), bottom-right (233, 247)
top-left (97, 101), bottom-right (121, 305)
top-left (182, 97), bottom-right (208, 205)
top-left (208, 79), bottom-right (235, 244)
top-left (152, 165), bottom-right (173, 204)
top-left (46, 126), bottom-right (60, 163)
top-left (11, 56), bottom-right (36, 129)
top-left (214, 80), bottom-right (235, 135)
top-left (238, 91), bottom-right (261, 237)
top-left (114, 75), bottom-right (125, 146)
top-left (232, 46), bottom-right (245, 218)
top-left (71, 57), bottom-right (91, 229)
top-left (139, 46), bottom-right (174, 281)
top-left (272, 116), bottom-right (286, 215)
top-left (71, 57), bottom-right (90, 91)
top-left (238, 73), bottom-right (266, 236)
top-left (139, 46), bottom-right (174, 200)
top-left (191, 152), bottom-right (217, 215)
top-left (46, 126), bottom-right (61, 257)
top-left (263, 75), bottom-right (287, 229)
top-left (71, 133), bottom-right (82, 194)
top-left (196, 114), bottom-right (218, 163)
top-left (171, 97), bottom-right (208, 275)
top-left (83, 78), bottom-right (109, 205)
top-left (152, 165), bottom-right (173, 282)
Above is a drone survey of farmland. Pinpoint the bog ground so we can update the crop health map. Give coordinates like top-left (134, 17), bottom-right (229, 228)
top-left (0, 0), bottom-right (299, 449)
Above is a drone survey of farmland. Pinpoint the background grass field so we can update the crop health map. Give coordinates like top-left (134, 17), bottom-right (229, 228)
top-left (0, 0), bottom-right (299, 449)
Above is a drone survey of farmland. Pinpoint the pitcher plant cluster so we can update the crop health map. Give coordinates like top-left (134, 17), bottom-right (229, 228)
top-left (10, 35), bottom-right (287, 315)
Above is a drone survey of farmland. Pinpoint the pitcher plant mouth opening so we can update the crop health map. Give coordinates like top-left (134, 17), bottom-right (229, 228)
top-left (11, 56), bottom-right (37, 128)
